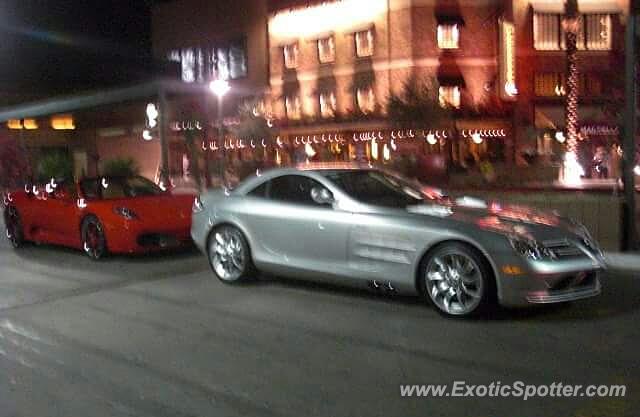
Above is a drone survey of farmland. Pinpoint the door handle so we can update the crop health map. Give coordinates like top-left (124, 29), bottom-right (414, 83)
top-left (317, 222), bottom-right (325, 230)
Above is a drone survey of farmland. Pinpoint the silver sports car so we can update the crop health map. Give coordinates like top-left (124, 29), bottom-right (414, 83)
top-left (191, 164), bottom-right (605, 317)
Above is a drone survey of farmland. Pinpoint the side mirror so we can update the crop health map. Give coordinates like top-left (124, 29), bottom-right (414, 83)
top-left (310, 186), bottom-right (334, 206)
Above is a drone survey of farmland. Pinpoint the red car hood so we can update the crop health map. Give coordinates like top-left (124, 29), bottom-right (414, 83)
top-left (108, 193), bottom-right (194, 223)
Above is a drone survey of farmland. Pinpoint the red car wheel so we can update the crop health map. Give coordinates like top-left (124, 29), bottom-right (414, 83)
top-left (4, 206), bottom-right (24, 248)
top-left (82, 216), bottom-right (107, 260)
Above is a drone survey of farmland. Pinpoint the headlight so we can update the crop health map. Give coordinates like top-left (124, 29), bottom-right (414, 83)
top-left (193, 195), bottom-right (204, 213)
top-left (508, 237), bottom-right (554, 260)
top-left (114, 207), bottom-right (138, 220)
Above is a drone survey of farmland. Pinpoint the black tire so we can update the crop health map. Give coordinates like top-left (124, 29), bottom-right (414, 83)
top-left (4, 206), bottom-right (25, 249)
top-left (419, 242), bottom-right (495, 317)
top-left (81, 216), bottom-right (108, 260)
top-left (207, 225), bottom-right (255, 284)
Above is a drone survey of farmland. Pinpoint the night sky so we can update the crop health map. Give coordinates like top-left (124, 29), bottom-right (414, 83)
top-left (0, 0), bottom-right (167, 100)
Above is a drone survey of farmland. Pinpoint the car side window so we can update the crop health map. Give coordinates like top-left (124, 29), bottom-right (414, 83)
top-left (80, 179), bottom-right (100, 199)
top-left (248, 181), bottom-right (269, 198)
top-left (268, 175), bottom-right (328, 207)
top-left (55, 182), bottom-right (78, 200)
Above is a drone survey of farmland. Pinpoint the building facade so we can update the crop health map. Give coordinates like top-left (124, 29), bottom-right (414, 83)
top-left (0, 0), bottom-right (629, 187)
top-left (150, 0), bottom-right (630, 179)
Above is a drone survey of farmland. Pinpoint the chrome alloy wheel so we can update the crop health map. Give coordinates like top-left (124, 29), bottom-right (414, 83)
top-left (210, 228), bottom-right (246, 282)
top-left (425, 252), bottom-right (484, 316)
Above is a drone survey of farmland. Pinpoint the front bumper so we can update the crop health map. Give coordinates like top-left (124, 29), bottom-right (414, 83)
top-left (525, 275), bottom-right (601, 303)
top-left (496, 252), bottom-right (605, 308)
top-left (104, 219), bottom-right (192, 254)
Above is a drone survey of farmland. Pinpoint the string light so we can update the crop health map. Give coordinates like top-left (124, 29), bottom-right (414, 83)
top-left (471, 133), bottom-right (483, 144)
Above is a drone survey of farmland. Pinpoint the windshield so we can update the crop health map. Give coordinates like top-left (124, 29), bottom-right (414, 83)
top-left (81, 176), bottom-right (163, 199)
top-left (324, 170), bottom-right (426, 208)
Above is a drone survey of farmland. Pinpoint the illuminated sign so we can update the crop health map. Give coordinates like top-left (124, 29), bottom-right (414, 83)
top-left (7, 119), bottom-right (38, 130)
top-left (499, 20), bottom-right (517, 100)
top-left (51, 114), bottom-right (75, 130)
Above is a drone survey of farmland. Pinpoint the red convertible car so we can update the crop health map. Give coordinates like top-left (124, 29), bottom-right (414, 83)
top-left (3, 176), bottom-right (195, 259)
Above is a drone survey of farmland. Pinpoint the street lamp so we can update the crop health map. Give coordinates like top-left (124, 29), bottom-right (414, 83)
top-left (209, 79), bottom-right (231, 185)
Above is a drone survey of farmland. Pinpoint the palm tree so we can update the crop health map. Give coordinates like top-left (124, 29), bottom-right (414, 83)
top-left (561, 0), bottom-right (583, 183)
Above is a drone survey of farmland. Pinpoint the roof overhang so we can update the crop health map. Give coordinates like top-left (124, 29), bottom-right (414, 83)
top-left (0, 79), bottom-right (209, 122)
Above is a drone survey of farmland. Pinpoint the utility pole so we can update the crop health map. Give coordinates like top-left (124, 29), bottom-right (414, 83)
top-left (623, 4), bottom-right (638, 250)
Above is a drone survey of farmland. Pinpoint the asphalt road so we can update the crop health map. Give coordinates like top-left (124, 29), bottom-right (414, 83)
top-left (0, 226), bottom-right (638, 417)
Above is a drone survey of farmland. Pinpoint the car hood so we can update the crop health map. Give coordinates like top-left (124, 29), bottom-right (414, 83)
top-left (106, 194), bottom-right (194, 222)
top-left (407, 196), bottom-right (588, 242)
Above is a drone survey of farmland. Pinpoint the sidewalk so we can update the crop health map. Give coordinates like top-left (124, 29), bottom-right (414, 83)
top-left (605, 252), bottom-right (640, 273)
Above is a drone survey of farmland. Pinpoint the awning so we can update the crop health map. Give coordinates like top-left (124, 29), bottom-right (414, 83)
top-left (530, 0), bottom-right (622, 14)
top-left (437, 75), bottom-right (466, 88)
top-left (435, 14), bottom-right (465, 26)
top-left (0, 79), bottom-right (209, 122)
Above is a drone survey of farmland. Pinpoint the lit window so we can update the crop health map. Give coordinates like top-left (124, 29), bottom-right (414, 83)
top-left (167, 42), bottom-right (247, 83)
top-left (51, 115), bottom-right (75, 130)
top-left (438, 86), bottom-right (461, 108)
top-left (285, 95), bottom-right (302, 120)
top-left (534, 13), bottom-right (612, 51)
top-left (229, 44), bottom-right (247, 79)
top-left (356, 87), bottom-right (375, 114)
top-left (534, 14), bottom-right (560, 50)
top-left (585, 14), bottom-right (612, 50)
top-left (535, 73), bottom-right (565, 97)
top-left (437, 24), bottom-right (459, 49)
top-left (217, 48), bottom-right (230, 81)
top-left (319, 91), bottom-right (337, 118)
top-left (180, 48), bottom-right (196, 83)
top-left (284, 44), bottom-right (299, 69)
top-left (355, 29), bottom-right (374, 57)
top-left (318, 36), bottom-right (335, 64)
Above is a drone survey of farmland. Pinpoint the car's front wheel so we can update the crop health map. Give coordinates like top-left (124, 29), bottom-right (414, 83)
top-left (421, 243), bottom-right (493, 317)
top-left (207, 225), bottom-right (254, 284)
top-left (81, 216), bottom-right (107, 260)
top-left (4, 206), bottom-right (25, 248)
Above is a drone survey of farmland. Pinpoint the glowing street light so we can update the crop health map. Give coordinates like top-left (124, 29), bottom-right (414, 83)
top-left (209, 79), bottom-right (231, 98)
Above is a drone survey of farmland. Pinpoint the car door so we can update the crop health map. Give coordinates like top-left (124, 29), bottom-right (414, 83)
top-left (46, 182), bottom-right (82, 247)
top-left (242, 174), bottom-right (352, 279)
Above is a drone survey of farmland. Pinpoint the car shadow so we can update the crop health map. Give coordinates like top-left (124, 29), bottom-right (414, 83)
top-left (252, 272), bottom-right (640, 322)
top-left (11, 240), bottom-right (203, 266)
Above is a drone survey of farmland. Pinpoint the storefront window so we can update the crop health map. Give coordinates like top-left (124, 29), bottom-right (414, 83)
top-left (533, 13), bottom-right (612, 51)
top-left (535, 73), bottom-right (565, 97)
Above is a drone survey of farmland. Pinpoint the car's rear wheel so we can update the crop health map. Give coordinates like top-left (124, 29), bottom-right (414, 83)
top-left (4, 206), bottom-right (25, 248)
top-left (207, 225), bottom-right (254, 284)
top-left (421, 243), bottom-right (493, 317)
top-left (82, 216), bottom-right (107, 260)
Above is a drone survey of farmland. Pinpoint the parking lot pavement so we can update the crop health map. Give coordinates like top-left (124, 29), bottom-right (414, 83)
top-left (0, 226), bottom-right (639, 417)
